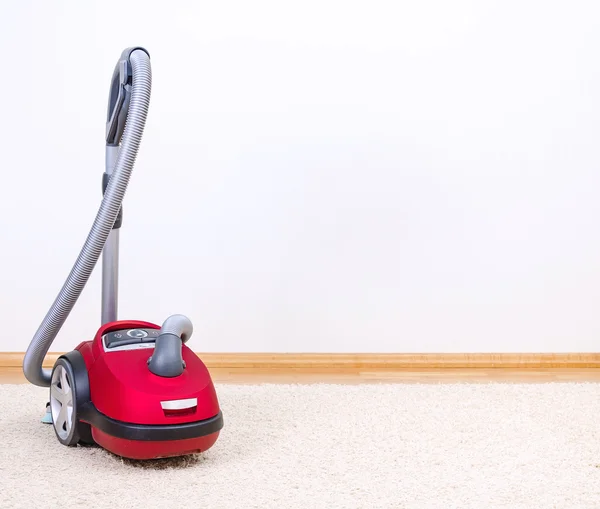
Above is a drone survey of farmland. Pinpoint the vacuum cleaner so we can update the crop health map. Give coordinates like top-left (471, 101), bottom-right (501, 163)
top-left (22, 47), bottom-right (223, 460)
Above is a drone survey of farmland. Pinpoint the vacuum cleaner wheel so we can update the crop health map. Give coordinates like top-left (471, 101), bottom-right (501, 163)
top-left (49, 358), bottom-right (91, 446)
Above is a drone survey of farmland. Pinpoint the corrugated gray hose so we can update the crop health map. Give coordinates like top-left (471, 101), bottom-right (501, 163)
top-left (23, 50), bottom-right (152, 387)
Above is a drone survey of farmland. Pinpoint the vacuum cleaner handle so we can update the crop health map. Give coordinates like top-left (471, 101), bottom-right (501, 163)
top-left (101, 46), bottom-right (151, 324)
top-left (106, 47), bottom-right (149, 146)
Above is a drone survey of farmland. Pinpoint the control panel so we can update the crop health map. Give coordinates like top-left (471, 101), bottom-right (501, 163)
top-left (102, 327), bottom-right (160, 352)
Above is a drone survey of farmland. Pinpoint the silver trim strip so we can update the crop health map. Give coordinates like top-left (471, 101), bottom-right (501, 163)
top-left (160, 398), bottom-right (198, 410)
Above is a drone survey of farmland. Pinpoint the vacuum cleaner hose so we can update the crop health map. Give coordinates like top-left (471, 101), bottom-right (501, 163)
top-left (159, 314), bottom-right (193, 343)
top-left (23, 49), bottom-right (152, 387)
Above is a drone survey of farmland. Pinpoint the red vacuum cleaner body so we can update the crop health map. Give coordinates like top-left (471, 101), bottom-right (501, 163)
top-left (66, 320), bottom-right (223, 460)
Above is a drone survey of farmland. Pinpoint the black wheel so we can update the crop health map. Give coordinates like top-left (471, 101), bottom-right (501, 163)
top-left (49, 358), bottom-right (81, 446)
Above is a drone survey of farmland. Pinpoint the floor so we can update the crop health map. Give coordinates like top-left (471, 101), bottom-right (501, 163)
top-left (3, 381), bottom-right (600, 508)
top-left (4, 366), bottom-right (600, 384)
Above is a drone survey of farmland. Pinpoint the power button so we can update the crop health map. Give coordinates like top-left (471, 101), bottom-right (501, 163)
top-left (127, 329), bottom-right (148, 339)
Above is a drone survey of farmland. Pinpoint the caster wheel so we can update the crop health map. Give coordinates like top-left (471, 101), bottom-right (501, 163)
top-left (49, 358), bottom-right (81, 446)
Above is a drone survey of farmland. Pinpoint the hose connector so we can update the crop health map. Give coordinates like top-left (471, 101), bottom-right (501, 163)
top-left (147, 314), bottom-right (193, 378)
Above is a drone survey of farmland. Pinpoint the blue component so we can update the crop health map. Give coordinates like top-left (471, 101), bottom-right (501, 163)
top-left (41, 404), bottom-right (52, 424)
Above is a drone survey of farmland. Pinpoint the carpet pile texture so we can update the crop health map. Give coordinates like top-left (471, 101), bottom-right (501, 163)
top-left (1, 382), bottom-right (600, 508)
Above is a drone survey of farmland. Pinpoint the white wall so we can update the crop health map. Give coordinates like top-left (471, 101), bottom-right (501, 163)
top-left (1, 0), bottom-right (599, 353)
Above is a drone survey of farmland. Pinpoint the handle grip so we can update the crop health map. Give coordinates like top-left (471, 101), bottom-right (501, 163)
top-left (106, 47), bottom-right (150, 146)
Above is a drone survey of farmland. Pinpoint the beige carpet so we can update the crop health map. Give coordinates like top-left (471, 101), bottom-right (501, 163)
top-left (2, 383), bottom-right (600, 508)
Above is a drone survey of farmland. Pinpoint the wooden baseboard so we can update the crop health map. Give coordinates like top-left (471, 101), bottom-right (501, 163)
top-left (2, 352), bottom-right (600, 369)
